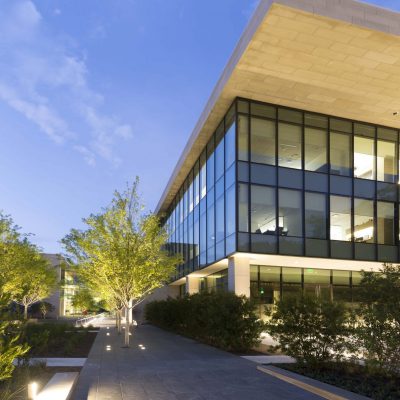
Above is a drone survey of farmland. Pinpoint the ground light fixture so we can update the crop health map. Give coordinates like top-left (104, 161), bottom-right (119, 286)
top-left (106, 332), bottom-right (110, 336)
top-left (28, 382), bottom-right (38, 399)
top-left (106, 345), bottom-right (111, 351)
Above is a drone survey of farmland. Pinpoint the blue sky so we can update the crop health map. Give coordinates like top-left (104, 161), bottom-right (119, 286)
top-left (0, 0), bottom-right (398, 253)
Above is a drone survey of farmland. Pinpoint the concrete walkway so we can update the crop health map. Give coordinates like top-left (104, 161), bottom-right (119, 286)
top-left (72, 322), bottom-right (359, 400)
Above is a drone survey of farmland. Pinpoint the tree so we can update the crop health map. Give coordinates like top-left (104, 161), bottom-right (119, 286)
top-left (71, 288), bottom-right (97, 314)
top-left (62, 179), bottom-right (180, 347)
top-left (352, 264), bottom-right (400, 374)
top-left (11, 243), bottom-right (58, 319)
top-left (40, 302), bottom-right (55, 319)
top-left (266, 295), bottom-right (349, 366)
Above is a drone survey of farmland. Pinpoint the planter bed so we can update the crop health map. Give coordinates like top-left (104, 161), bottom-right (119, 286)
top-left (275, 362), bottom-right (400, 400)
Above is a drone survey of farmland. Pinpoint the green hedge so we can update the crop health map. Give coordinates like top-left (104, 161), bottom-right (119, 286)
top-left (145, 291), bottom-right (264, 352)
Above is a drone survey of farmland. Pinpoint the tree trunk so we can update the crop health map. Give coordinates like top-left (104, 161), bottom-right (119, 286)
top-left (116, 309), bottom-right (122, 334)
top-left (123, 300), bottom-right (132, 347)
top-left (24, 304), bottom-right (28, 320)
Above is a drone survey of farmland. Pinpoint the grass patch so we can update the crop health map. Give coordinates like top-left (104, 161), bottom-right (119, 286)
top-left (276, 362), bottom-right (400, 400)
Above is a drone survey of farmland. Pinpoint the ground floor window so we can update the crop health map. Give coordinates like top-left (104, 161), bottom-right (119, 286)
top-left (250, 265), bottom-right (363, 305)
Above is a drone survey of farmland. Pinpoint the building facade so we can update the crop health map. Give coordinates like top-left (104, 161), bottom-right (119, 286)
top-left (155, 0), bottom-right (400, 310)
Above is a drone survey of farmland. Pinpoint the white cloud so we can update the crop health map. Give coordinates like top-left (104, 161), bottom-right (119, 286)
top-left (0, 0), bottom-right (132, 166)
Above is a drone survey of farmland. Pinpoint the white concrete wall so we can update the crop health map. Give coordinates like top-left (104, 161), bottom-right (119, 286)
top-left (228, 256), bottom-right (250, 297)
top-left (185, 275), bottom-right (200, 294)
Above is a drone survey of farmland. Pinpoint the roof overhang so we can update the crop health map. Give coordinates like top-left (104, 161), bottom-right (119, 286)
top-left (156, 0), bottom-right (400, 214)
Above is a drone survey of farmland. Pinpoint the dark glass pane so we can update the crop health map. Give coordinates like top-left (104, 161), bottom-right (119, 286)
top-left (354, 123), bottom-right (375, 138)
top-left (279, 189), bottom-right (302, 237)
top-left (333, 286), bottom-right (352, 302)
top-left (377, 245), bottom-right (397, 262)
top-left (377, 182), bottom-right (396, 201)
top-left (278, 123), bottom-right (302, 169)
top-left (282, 284), bottom-right (302, 300)
top-left (279, 237), bottom-right (303, 255)
top-left (305, 192), bottom-right (326, 239)
top-left (377, 127), bottom-right (397, 141)
top-left (237, 233), bottom-right (250, 252)
top-left (305, 127), bottom-right (328, 173)
top-left (238, 99), bottom-right (249, 114)
top-left (251, 164), bottom-right (276, 185)
top-left (251, 234), bottom-right (277, 253)
top-left (251, 102), bottom-right (275, 119)
top-left (305, 238), bottom-right (328, 257)
top-left (215, 176), bottom-right (224, 199)
top-left (305, 172), bottom-right (328, 192)
top-left (330, 118), bottom-right (352, 133)
top-left (305, 113), bottom-right (327, 129)
top-left (238, 161), bottom-right (249, 182)
top-left (278, 108), bottom-right (302, 124)
top-left (331, 241), bottom-right (352, 259)
top-left (238, 115), bottom-right (249, 162)
top-left (278, 168), bottom-right (303, 189)
top-left (251, 185), bottom-right (276, 234)
top-left (251, 117), bottom-right (275, 165)
top-left (330, 175), bottom-right (352, 196)
top-left (354, 243), bottom-right (375, 260)
top-left (330, 132), bottom-right (351, 176)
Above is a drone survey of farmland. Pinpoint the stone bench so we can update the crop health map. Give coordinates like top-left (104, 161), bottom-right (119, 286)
top-left (36, 372), bottom-right (79, 400)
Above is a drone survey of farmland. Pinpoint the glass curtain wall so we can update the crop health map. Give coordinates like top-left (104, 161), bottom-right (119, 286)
top-left (236, 98), bottom-right (399, 263)
top-left (164, 104), bottom-right (236, 280)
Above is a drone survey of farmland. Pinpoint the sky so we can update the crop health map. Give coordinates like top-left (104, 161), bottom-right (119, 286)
top-left (0, 0), bottom-right (398, 253)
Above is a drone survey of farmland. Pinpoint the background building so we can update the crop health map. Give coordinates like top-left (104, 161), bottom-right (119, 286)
top-left (153, 0), bottom-right (400, 314)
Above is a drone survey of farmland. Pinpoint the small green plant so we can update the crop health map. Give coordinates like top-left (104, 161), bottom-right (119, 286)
top-left (266, 295), bottom-right (349, 365)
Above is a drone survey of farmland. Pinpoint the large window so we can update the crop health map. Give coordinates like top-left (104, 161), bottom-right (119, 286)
top-left (377, 201), bottom-right (395, 245)
top-left (279, 189), bottom-right (302, 237)
top-left (377, 140), bottom-right (396, 182)
top-left (251, 186), bottom-right (276, 234)
top-left (330, 132), bottom-right (351, 176)
top-left (354, 198), bottom-right (374, 243)
top-left (305, 192), bottom-right (326, 239)
top-left (278, 123), bottom-right (302, 169)
top-left (330, 196), bottom-right (351, 241)
top-left (354, 136), bottom-right (375, 180)
top-left (251, 118), bottom-right (275, 165)
top-left (305, 127), bottom-right (327, 173)
top-left (238, 183), bottom-right (248, 232)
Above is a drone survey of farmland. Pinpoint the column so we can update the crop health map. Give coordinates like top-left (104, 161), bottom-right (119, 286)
top-left (228, 256), bottom-right (250, 297)
top-left (185, 275), bottom-right (200, 294)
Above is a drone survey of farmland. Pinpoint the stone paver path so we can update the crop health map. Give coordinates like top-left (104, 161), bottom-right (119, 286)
top-left (72, 322), bottom-right (344, 400)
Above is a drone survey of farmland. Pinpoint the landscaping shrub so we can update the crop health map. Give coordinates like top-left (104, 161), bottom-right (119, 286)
top-left (22, 323), bottom-right (96, 357)
top-left (352, 264), bottom-right (400, 374)
top-left (266, 295), bottom-right (349, 365)
top-left (145, 291), bottom-right (264, 352)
